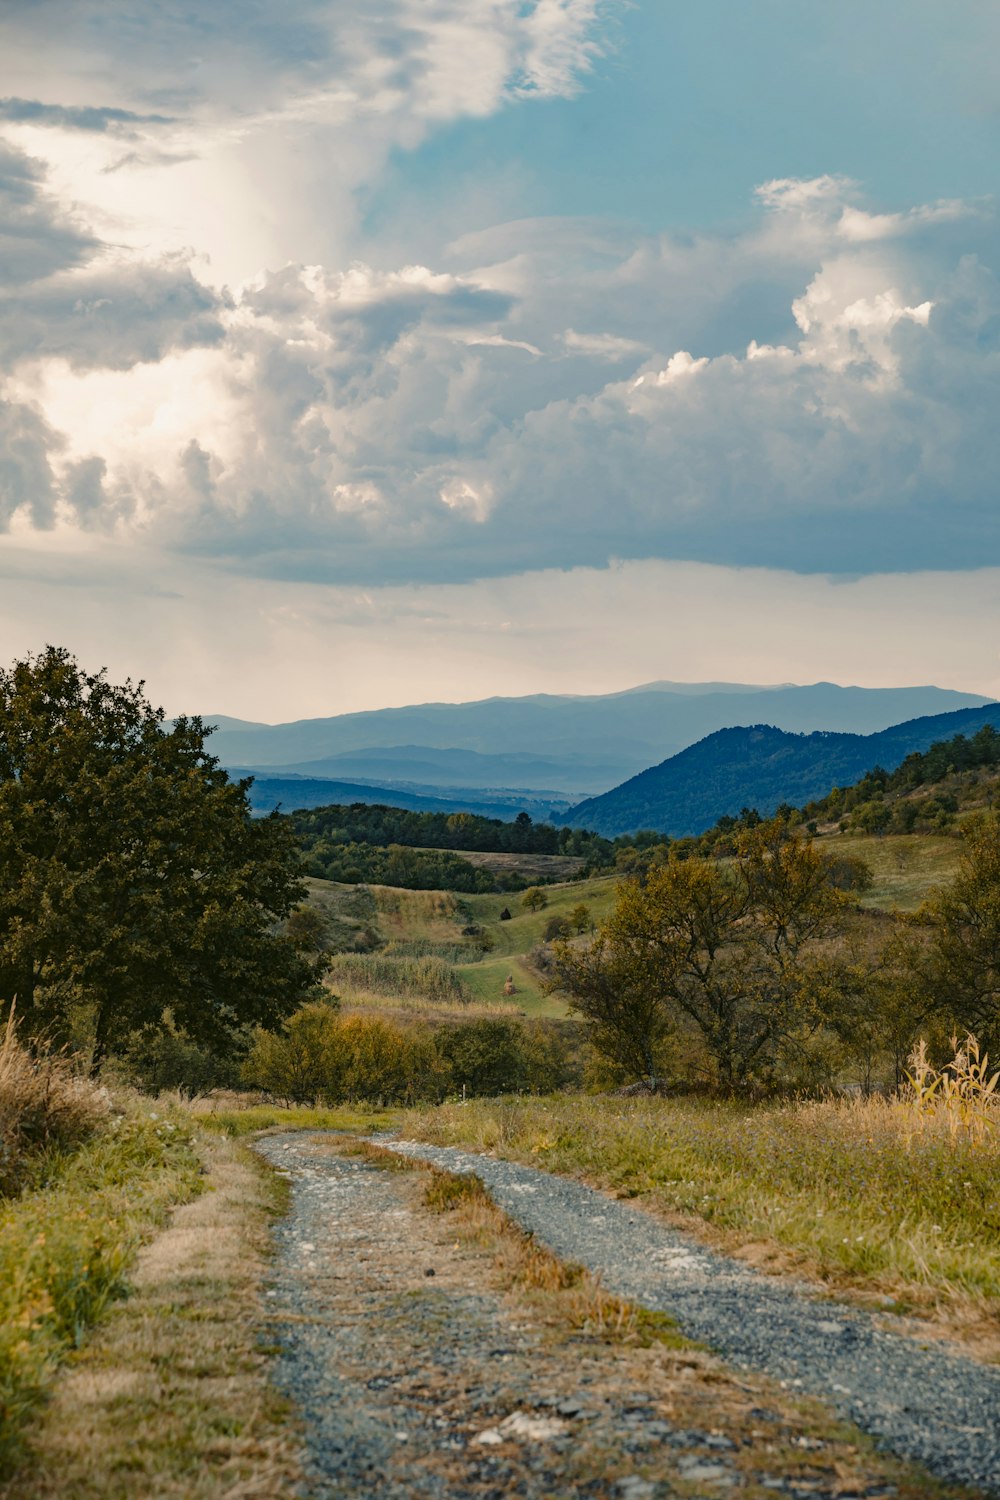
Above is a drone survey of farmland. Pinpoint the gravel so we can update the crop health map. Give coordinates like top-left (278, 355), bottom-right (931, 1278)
top-left (378, 1137), bottom-right (1000, 1494)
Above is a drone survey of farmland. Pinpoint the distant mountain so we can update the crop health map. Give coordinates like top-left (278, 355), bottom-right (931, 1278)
top-left (243, 776), bottom-right (574, 821)
top-left (565, 703), bottom-right (1000, 838)
top-left (237, 745), bottom-right (622, 796)
top-left (203, 682), bottom-right (993, 795)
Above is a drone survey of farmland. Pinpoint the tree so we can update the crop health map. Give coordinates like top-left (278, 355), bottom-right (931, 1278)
top-left (554, 820), bottom-right (853, 1091)
top-left (924, 814), bottom-right (1000, 1051)
top-left (0, 647), bottom-right (316, 1069)
top-left (522, 886), bottom-right (547, 911)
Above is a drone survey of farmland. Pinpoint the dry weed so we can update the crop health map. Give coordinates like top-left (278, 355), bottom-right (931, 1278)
top-left (0, 1010), bottom-right (108, 1198)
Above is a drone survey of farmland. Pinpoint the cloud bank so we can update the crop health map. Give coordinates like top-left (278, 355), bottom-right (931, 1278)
top-left (0, 0), bottom-right (997, 614)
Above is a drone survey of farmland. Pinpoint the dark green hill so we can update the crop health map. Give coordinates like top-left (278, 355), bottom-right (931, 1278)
top-left (566, 704), bottom-right (1000, 837)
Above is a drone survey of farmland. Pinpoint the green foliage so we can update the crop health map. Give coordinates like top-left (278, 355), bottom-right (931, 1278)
top-left (554, 820), bottom-right (858, 1091)
top-left (436, 1018), bottom-right (526, 1095)
top-left (304, 840), bottom-right (498, 892)
top-left (0, 1101), bottom-right (203, 1473)
top-left (521, 886), bottom-right (548, 911)
top-left (113, 1018), bottom-right (246, 1098)
top-left (241, 1005), bottom-right (582, 1105)
top-left (288, 802), bottom-right (613, 859)
top-left (923, 814), bottom-right (1000, 1051)
top-left (0, 647), bottom-right (315, 1068)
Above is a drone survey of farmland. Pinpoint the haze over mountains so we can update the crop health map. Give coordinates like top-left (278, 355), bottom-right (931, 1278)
top-left (208, 682), bottom-right (992, 802)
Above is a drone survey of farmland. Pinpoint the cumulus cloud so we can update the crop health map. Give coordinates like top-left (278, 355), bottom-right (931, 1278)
top-left (4, 172), bottom-right (994, 580)
top-left (0, 2), bottom-right (997, 587)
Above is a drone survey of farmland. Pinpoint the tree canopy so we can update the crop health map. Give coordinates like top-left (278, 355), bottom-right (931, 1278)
top-left (0, 647), bottom-right (314, 1067)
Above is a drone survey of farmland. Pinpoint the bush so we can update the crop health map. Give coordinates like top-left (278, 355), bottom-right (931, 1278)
top-left (242, 1006), bottom-right (446, 1106)
top-left (437, 1017), bottom-right (526, 1095)
top-left (0, 1014), bottom-right (108, 1199)
top-left (113, 1018), bottom-right (245, 1098)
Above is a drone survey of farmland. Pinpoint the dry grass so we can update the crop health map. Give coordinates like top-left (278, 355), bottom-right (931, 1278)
top-left (0, 1131), bottom-right (306, 1499)
top-left (0, 1011), bottom-right (108, 1198)
top-left (402, 1085), bottom-right (1000, 1350)
top-left (355, 1140), bottom-right (688, 1349)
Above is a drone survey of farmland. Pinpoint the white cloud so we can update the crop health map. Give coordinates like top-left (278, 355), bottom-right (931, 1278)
top-left (1, 170), bottom-right (998, 580)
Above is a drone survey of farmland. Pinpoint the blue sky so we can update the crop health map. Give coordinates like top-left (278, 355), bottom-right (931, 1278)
top-left (363, 2), bottom-right (1000, 244)
top-left (0, 0), bottom-right (998, 716)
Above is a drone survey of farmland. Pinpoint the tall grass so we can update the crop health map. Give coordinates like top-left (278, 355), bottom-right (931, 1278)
top-left (0, 1012), bottom-right (108, 1199)
top-left (402, 1083), bottom-right (1000, 1320)
top-left (326, 952), bottom-right (470, 1005)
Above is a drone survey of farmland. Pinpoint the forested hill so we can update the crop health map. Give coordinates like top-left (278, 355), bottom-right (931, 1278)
top-left (566, 703), bottom-right (1000, 837)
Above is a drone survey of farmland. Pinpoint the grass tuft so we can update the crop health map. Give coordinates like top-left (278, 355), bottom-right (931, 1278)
top-left (0, 1012), bottom-right (109, 1199)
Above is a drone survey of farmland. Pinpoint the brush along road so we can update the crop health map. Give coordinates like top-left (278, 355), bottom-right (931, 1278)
top-left (376, 1138), bottom-right (1000, 1495)
top-left (256, 1132), bottom-right (988, 1499)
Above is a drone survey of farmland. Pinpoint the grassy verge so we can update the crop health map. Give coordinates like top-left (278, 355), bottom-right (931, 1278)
top-left (400, 1094), bottom-right (1000, 1346)
top-left (0, 1097), bottom-right (204, 1475)
top-left (194, 1100), bottom-right (398, 1137)
top-left (0, 1128), bottom-right (305, 1499)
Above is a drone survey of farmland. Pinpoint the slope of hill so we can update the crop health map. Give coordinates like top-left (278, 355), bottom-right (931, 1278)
top-left (566, 704), bottom-right (1000, 837)
top-left (204, 681), bottom-right (992, 793)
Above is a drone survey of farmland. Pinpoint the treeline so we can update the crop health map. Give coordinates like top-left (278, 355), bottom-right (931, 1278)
top-left (288, 802), bottom-right (618, 889)
top-left (288, 803), bottom-right (613, 857)
top-left (798, 723), bottom-right (1000, 836)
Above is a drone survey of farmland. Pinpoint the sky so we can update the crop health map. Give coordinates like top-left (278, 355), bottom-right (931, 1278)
top-left (1, 0), bottom-right (998, 719)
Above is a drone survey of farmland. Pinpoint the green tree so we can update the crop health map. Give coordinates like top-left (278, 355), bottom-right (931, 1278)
top-left (0, 647), bottom-right (315, 1069)
top-left (554, 820), bottom-right (852, 1091)
top-left (521, 886), bottom-right (547, 911)
top-left (924, 814), bottom-right (1000, 1050)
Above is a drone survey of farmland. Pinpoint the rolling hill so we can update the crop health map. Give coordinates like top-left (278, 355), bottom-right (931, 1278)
top-left (566, 703), bottom-right (1000, 837)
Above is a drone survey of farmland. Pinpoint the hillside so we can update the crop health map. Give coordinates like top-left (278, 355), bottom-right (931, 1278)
top-left (205, 681), bottom-right (992, 795)
top-left (567, 703), bottom-right (1000, 837)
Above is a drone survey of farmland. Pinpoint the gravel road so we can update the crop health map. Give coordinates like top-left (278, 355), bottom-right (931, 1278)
top-left (378, 1138), bottom-right (1000, 1495)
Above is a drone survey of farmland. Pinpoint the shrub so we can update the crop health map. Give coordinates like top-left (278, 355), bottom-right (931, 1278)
top-left (242, 1006), bottom-right (446, 1106)
top-left (0, 1013), bottom-right (108, 1199)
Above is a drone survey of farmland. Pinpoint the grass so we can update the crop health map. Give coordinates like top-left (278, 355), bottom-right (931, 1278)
top-left (325, 951), bottom-right (471, 1004)
top-left (0, 1129), bottom-right (306, 1498)
top-left (817, 831), bottom-right (962, 912)
top-left (456, 954), bottom-right (568, 1017)
top-left (0, 1012), bottom-right (109, 1198)
top-left (461, 874), bottom-right (618, 960)
top-left (353, 1139), bottom-right (689, 1349)
top-left (400, 1092), bottom-right (1000, 1346)
top-left (192, 1100), bottom-right (397, 1137)
top-left (0, 1094), bottom-right (204, 1474)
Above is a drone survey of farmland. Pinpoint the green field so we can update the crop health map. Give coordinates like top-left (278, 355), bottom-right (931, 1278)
top-left (305, 873), bottom-right (620, 1021)
top-left (817, 831), bottom-right (962, 912)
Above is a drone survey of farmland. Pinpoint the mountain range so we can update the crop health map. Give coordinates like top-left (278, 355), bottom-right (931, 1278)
top-left (206, 681), bottom-right (992, 798)
top-left (565, 703), bottom-right (1000, 837)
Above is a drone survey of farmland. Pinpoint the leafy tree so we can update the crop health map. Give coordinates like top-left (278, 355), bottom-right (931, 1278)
top-left (554, 820), bottom-right (853, 1091)
top-left (436, 1017), bottom-right (525, 1095)
top-left (0, 647), bottom-right (315, 1069)
top-left (924, 814), bottom-right (1000, 1050)
top-left (521, 886), bottom-right (548, 911)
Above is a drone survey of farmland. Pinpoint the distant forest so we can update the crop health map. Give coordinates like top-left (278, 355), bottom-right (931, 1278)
top-left (288, 803), bottom-right (614, 889)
